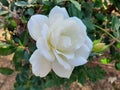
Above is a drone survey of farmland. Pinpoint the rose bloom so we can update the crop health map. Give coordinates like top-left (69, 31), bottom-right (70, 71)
top-left (28, 6), bottom-right (93, 78)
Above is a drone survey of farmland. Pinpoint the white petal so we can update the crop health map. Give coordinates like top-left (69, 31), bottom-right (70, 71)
top-left (52, 61), bottom-right (74, 78)
top-left (30, 49), bottom-right (51, 77)
top-left (85, 36), bottom-right (93, 49)
top-left (68, 37), bottom-right (92, 66)
top-left (56, 50), bottom-right (74, 60)
top-left (59, 36), bottom-right (72, 48)
top-left (27, 15), bottom-right (48, 40)
top-left (56, 17), bottom-right (87, 52)
top-left (54, 50), bottom-right (71, 70)
top-left (76, 44), bottom-right (91, 59)
top-left (73, 17), bottom-right (86, 32)
top-left (36, 37), bottom-right (55, 62)
top-left (68, 44), bottom-right (91, 66)
top-left (49, 6), bottom-right (69, 24)
top-left (68, 56), bottom-right (87, 66)
top-left (70, 36), bottom-right (93, 66)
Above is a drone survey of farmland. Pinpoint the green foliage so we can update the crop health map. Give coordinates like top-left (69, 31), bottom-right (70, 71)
top-left (100, 58), bottom-right (111, 64)
top-left (0, 41), bottom-right (16, 55)
top-left (70, 0), bottom-right (81, 11)
top-left (115, 62), bottom-right (120, 70)
top-left (0, 67), bottom-right (14, 75)
top-left (0, 0), bottom-right (120, 89)
top-left (15, 1), bottom-right (29, 7)
top-left (13, 47), bottom-right (24, 71)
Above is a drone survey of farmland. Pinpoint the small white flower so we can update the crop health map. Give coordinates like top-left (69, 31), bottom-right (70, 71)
top-left (28, 6), bottom-right (93, 78)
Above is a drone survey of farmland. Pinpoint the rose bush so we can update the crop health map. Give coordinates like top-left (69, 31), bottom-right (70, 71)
top-left (28, 6), bottom-right (93, 78)
top-left (1, 0), bottom-right (120, 89)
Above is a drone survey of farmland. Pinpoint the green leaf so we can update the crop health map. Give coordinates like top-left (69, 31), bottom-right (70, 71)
top-left (70, 0), bottom-right (81, 11)
top-left (93, 0), bottom-right (102, 8)
top-left (0, 41), bottom-right (16, 56)
top-left (100, 58), bottom-right (111, 64)
top-left (0, 67), bottom-right (13, 75)
top-left (112, 15), bottom-right (120, 38)
top-left (68, 3), bottom-right (83, 18)
top-left (0, 11), bottom-right (8, 16)
top-left (83, 18), bottom-right (95, 31)
top-left (30, 86), bottom-right (41, 90)
top-left (95, 13), bottom-right (106, 21)
top-left (20, 31), bottom-right (29, 46)
top-left (56, 0), bottom-right (67, 3)
top-left (115, 62), bottom-right (120, 70)
top-left (78, 71), bottom-right (86, 85)
top-left (43, 1), bottom-right (54, 6)
top-left (26, 8), bottom-right (34, 16)
top-left (15, 1), bottom-right (28, 7)
top-left (15, 86), bottom-right (26, 90)
top-left (21, 16), bottom-right (27, 24)
top-left (24, 50), bottom-right (30, 62)
top-left (45, 80), bottom-right (54, 88)
top-left (16, 72), bottom-right (28, 83)
top-left (11, 20), bottom-right (17, 28)
top-left (116, 43), bottom-right (120, 49)
top-left (13, 47), bottom-right (24, 70)
top-left (0, 0), bottom-right (9, 6)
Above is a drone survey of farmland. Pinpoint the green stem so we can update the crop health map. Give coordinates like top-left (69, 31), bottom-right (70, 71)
top-left (95, 25), bottom-right (120, 43)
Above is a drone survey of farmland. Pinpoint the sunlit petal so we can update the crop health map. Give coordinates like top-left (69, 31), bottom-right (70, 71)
top-left (36, 37), bottom-right (55, 62)
top-left (49, 6), bottom-right (69, 24)
top-left (52, 61), bottom-right (74, 78)
top-left (30, 50), bottom-right (51, 77)
top-left (68, 56), bottom-right (87, 67)
top-left (54, 50), bottom-right (71, 70)
top-left (27, 15), bottom-right (48, 40)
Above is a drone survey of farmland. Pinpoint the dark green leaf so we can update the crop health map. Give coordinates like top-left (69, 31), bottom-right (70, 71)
top-left (112, 15), bottom-right (120, 31)
top-left (15, 1), bottom-right (28, 7)
top-left (56, 0), bottom-right (67, 3)
top-left (95, 13), bottom-right (106, 21)
top-left (24, 50), bottom-right (30, 62)
top-left (16, 72), bottom-right (28, 83)
top-left (68, 3), bottom-right (83, 18)
top-left (70, 0), bottom-right (81, 11)
top-left (83, 18), bottom-right (95, 31)
top-left (18, 31), bottom-right (29, 46)
top-left (30, 86), bottom-right (42, 90)
top-left (112, 15), bottom-right (120, 38)
top-left (15, 86), bottom-right (26, 90)
top-left (26, 8), bottom-right (34, 16)
top-left (115, 62), bottom-right (120, 70)
top-left (0, 67), bottom-right (13, 75)
top-left (0, 0), bottom-right (9, 6)
top-left (13, 47), bottom-right (24, 70)
top-left (0, 41), bottom-right (16, 56)
top-left (45, 80), bottom-right (54, 88)
top-left (43, 1), bottom-right (54, 6)
top-left (93, 0), bottom-right (102, 8)
top-left (78, 71), bottom-right (86, 85)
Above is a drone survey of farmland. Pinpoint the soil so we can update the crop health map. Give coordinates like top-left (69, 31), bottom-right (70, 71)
top-left (0, 30), bottom-right (120, 90)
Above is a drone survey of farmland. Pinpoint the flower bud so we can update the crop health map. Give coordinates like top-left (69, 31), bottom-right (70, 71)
top-left (92, 43), bottom-right (108, 53)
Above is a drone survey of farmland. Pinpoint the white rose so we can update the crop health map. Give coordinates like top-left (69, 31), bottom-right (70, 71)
top-left (28, 6), bottom-right (93, 78)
